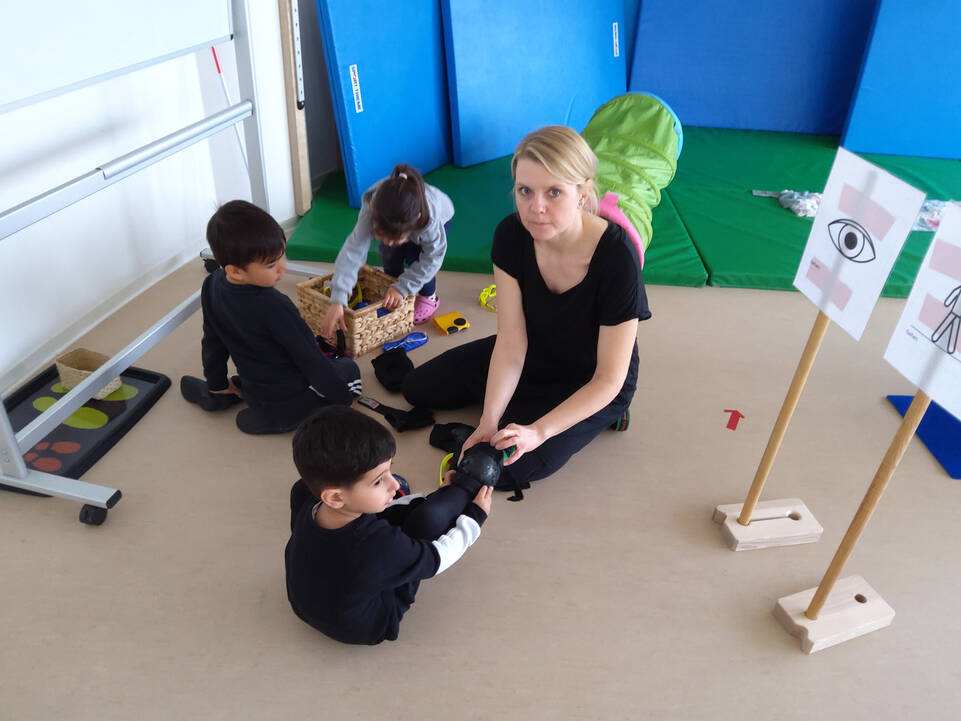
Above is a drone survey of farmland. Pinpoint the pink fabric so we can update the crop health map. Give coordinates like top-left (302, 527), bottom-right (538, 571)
top-left (920, 293), bottom-right (949, 330)
top-left (930, 240), bottom-right (961, 282)
top-left (597, 192), bottom-right (644, 269)
top-left (839, 183), bottom-right (896, 241)
top-left (805, 256), bottom-right (853, 311)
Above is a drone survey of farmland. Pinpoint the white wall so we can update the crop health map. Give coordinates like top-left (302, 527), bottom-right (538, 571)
top-left (0, 3), bottom-right (295, 396)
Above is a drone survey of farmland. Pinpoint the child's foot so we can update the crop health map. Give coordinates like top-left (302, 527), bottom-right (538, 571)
top-left (235, 408), bottom-right (300, 435)
top-left (413, 293), bottom-right (440, 325)
top-left (609, 407), bottom-right (630, 432)
top-left (180, 376), bottom-right (243, 411)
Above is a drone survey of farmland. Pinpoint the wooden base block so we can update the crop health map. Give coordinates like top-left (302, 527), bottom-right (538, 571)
top-left (773, 575), bottom-right (895, 654)
top-left (712, 498), bottom-right (822, 551)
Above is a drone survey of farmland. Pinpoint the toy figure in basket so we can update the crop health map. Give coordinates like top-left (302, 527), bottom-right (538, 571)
top-left (320, 163), bottom-right (454, 338)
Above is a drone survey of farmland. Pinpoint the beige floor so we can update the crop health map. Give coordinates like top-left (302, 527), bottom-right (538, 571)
top-left (2, 261), bottom-right (960, 721)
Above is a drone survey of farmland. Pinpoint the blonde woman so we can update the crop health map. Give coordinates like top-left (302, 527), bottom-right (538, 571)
top-left (404, 126), bottom-right (650, 495)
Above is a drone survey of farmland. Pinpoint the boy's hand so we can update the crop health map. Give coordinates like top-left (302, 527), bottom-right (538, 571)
top-left (473, 485), bottom-right (493, 515)
top-left (320, 302), bottom-right (347, 338)
top-left (212, 380), bottom-right (242, 397)
top-left (382, 287), bottom-right (405, 310)
top-left (440, 470), bottom-right (454, 487)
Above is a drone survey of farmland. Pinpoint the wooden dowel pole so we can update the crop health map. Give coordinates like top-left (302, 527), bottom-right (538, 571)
top-left (805, 390), bottom-right (932, 619)
top-left (738, 311), bottom-right (831, 525)
top-left (278, 0), bottom-right (312, 216)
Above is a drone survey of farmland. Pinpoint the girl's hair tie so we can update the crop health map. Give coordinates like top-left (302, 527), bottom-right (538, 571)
top-left (398, 172), bottom-right (408, 180)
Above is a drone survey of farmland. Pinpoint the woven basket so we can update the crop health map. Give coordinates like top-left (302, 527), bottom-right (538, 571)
top-left (55, 348), bottom-right (122, 400)
top-left (297, 265), bottom-right (414, 358)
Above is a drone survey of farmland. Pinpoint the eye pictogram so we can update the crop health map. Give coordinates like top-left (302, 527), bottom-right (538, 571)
top-left (828, 218), bottom-right (876, 263)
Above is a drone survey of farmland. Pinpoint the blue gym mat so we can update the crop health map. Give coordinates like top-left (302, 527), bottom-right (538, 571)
top-left (887, 395), bottom-right (961, 480)
top-left (440, 0), bottom-right (626, 167)
top-left (842, 2), bottom-right (961, 159)
top-left (315, 0), bottom-right (451, 207)
top-left (628, 0), bottom-right (876, 133)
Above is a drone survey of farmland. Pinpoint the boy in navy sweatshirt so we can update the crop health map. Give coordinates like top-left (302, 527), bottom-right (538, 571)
top-left (180, 200), bottom-right (361, 434)
top-left (285, 406), bottom-right (492, 644)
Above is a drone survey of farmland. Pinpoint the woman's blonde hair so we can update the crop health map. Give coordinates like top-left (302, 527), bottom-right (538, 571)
top-left (510, 125), bottom-right (599, 213)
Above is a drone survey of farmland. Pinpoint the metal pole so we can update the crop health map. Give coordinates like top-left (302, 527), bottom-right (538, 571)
top-left (0, 102), bottom-right (252, 241)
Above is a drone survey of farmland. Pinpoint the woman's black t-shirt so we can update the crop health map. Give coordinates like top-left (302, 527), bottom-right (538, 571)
top-left (490, 213), bottom-right (651, 405)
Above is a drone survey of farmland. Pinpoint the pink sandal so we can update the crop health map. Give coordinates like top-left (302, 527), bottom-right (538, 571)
top-left (413, 294), bottom-right (440, 324)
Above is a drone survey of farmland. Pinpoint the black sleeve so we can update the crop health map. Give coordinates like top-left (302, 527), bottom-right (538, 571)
top-left (200, 275), bottom-right (231, 391)
top-left (269, 294), bottom-right (353, 405)
top-left (463, 503), bottom-right (488, 527)
top-left (490, 214), bottom-right (524, 279)
top-left (378, 496), bottom-right (427, 527)
top-left (597, 227), bottom-right (652, 326)
top-left (354, 522), bottom-right (441, 591)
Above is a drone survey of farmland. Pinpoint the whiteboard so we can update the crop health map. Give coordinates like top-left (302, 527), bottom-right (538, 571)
top-left (0, 1), bottom-right (232, 113)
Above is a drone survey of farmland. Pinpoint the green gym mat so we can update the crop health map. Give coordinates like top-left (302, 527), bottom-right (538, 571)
top-left (286, 157), bottom-right (708, 287)
top-left (667, 126), bottom-right (961, 296)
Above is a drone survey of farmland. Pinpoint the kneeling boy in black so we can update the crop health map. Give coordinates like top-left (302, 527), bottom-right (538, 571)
top-left (285, 406), bottom-right (493, 645)
top-left (181, 200), bottom-right (361, 434)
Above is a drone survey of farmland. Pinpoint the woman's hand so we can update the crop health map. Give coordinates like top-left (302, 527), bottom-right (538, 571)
top-left (320, 302), bottom-right (347, 339)
top-left (458, 422), bottom-right (498, 463)
top-left (381, 287), bottom-right (405, 310)
top-left (490, 423), bottom-right (546, 466)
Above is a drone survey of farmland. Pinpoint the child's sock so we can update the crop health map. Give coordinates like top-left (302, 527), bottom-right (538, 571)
top-left (372, 348), bottom-right (414, 392)
top-left (428, 422), bottom-right (476, 455)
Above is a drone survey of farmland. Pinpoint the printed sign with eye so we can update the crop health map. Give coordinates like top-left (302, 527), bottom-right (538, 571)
top-left (828, 219), bottom-right (875, 263)
top-left (793, 147), bottom-right (926, 341)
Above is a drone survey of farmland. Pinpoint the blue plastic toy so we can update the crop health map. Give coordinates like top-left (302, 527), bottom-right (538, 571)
top-left (383, 332), bottom-right (428, 353)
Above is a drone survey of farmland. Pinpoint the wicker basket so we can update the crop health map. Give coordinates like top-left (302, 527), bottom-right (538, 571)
top-left (55, 348), bottom-right (122, 400)
top-left (297, 265), bottom-right (414, 358)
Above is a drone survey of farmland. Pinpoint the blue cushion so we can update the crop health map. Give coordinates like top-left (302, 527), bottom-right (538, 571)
top-left (887, 395), bottom-right (961, 479)
top-left (629, 0), bottom-right (876, 133)
top-left (315, 0), bottom-right (451, 207)
top-left (440, 0), bottom-right (626, 166)
top-left (842, 1), bottom-right (961, 159)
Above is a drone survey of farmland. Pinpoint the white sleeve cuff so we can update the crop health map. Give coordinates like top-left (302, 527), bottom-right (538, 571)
top-left (431, 514), bottom-right (482, 575)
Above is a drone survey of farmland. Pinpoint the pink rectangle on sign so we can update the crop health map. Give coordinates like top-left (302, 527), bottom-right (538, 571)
top-left (806, 256), bottom-right (853, 310)
top-left (839, 183), bottom-right (896, 240)
top-left (919, 294), bottom-right (947, 330)
top-left (929, 240), bottom-right (961, 282)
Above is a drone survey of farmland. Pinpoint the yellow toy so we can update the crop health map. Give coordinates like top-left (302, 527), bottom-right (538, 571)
top-left (433, 311), bottom-right (469, 335)
top-left (439, 453), bottom-right (454, 486)
top-left (478, 284), bottom-right (497, 312)
top-left (319, 283), bottom-right (363, 309)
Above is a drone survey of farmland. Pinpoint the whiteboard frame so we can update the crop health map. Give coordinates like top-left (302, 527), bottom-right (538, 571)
top-left (0, 0), bottom-right (271, 520)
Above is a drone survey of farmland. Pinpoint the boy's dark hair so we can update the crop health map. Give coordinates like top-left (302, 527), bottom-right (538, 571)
top-left (292, 406), bottom-right (396, 496)
top-left (206, 200), bottom-right (286, 269)
top-left (370, 163), bottom-right (430, 239)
